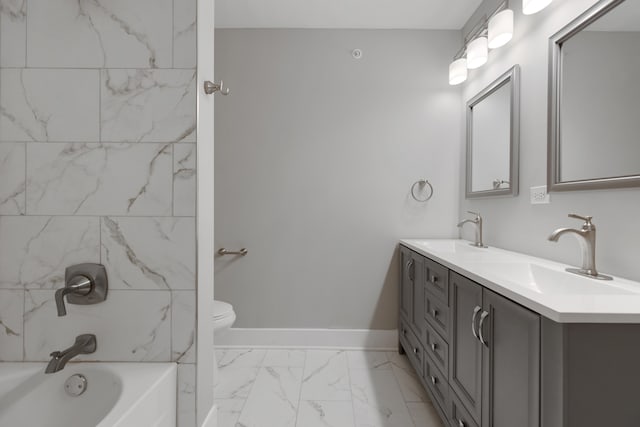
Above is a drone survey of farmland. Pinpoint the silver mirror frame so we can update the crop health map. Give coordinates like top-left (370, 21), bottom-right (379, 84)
top-left (547, 0), bottom-right (640, 191)
top-left (465, 65), bottom-right (520, 199)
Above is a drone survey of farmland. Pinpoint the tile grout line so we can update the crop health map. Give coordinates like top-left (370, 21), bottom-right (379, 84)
top-left (344, 350), bottom-right (358, 427)
top-left (293, 349), bottom-right (308, 426)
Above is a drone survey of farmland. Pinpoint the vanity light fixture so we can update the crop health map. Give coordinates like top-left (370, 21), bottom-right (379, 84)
top-left (449, 58), bottom-right (468, 85)
top-left (467, 37), bottom-right (489, 69)
top-left (523, 0), bottom-right (553, 15)
top-left (488, 9), bottom-right (514, 49)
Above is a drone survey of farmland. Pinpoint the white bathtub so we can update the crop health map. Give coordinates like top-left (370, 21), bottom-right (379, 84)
top-left (0, 362), bottom-right (176, 427)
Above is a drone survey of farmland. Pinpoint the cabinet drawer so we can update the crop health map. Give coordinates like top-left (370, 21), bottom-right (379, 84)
top-left (425, 322), bottom-right (449, 375)
top-left (424, 258), bottom-right (449, 305)
top-left (400, 318), bottom-right (424, 377)
top-left (425, 292), bottom-right (449, 339)
top-left (449, 389), bottom-right (479, 427)
top-left (424, 354), bottom-right (449, 412)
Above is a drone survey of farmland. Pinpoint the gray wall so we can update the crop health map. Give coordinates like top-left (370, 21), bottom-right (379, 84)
top-left (215, 29), bottom-right (462, 329)
top-left (459, 0), bottom-right (640, 281)
top-left (0, 0), bottom-right (198, 425)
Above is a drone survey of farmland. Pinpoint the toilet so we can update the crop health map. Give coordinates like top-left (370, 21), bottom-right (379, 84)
top-left (213, 300), bottom-right (236, 384)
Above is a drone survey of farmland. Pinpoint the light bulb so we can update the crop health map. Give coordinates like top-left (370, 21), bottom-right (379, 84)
top-left (523, 0), bottom-right (553, 15)
top-left (467, 37), bottom-right (488, 69)
top-left (488, 9), bottom-right (514, 49)
top-left (449, 58), bottom-right (468, 85)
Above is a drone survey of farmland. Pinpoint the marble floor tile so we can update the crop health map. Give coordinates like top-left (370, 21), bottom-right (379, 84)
top-left (216, 349), bottom-right (267, 369)
top-left (347, 351), bottom-right (391, 371)
top-left (215, 367), bottom-right (260, 399)
top-left (301, 350), bottom-right (351, 401)
top-left (407, 402), bottom-right (445, 427)
top-left (236, 367), bottom-right (303, 427)
top-left (217, 399), bottom-right (245, 427)
top-left (391, 365), bottom-right (429, 403)
top-left (350, 368), bottom-right (415, 427)
top-left (262, 349), bottom-right (306, 368)
top-left (295, 400), bottom-right (356, 427)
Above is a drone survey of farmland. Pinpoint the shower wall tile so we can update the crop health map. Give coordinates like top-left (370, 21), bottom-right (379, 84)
top-left (0, 216), bottom-right (100, 289)
top-left (0, 142), bottom-right (26, 214)
top-left (101, 217), bottom-right (196, 290)
top-left (26, 0), bottom-right (172, 68)
top-left (0, 0), bottom-right (26, 67)
top-left (172, 291), bottom-right (196, 363)
top-left (174, 0), bottom-right (197, 69)
top-left (0, 69), bottom-right (100, 142)
top-left (173, 143), bottom-right (196, 216)
top-left (101, 69), bottom-right (197, 143)
top-left (177, 364), bottom-right (197, 427)
top-left (23, 290), bottom-right (171, 362)
top-left (0, 290), bottom-right (24, 361)
top-left (26, 143), bottom-right (173, 216)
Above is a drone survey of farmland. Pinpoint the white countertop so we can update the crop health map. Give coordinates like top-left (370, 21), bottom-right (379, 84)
top-left (400, 239), bottom-right (640, 323)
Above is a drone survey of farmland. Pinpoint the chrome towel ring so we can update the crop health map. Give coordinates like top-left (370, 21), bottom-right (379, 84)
top-left (411, 180), bottom-right (434, 202)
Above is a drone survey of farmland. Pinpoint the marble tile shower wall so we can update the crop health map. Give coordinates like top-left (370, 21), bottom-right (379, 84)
top-left (0, 0), bottom-right (197, 425)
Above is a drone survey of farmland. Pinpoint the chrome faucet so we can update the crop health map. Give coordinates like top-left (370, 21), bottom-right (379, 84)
top-left (457, 211), bottom-right (487, 248)
top-left (548, 214), bottom-right (612, 280)
top-left (45, 334), bottom-right (97, 374)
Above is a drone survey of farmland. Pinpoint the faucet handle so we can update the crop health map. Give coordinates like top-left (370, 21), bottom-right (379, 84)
top-left (568, 213), bottom-right (593, 224)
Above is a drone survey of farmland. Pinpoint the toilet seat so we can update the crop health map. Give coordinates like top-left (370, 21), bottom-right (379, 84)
top-left (213, 300), bottom-right (234, 320)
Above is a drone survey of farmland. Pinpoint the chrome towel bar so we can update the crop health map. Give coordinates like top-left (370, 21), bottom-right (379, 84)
top-left (218, 248), bottom-right (248, 256)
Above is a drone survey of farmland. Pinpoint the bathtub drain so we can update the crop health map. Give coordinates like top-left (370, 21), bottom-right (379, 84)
top-left (64, 374), bottom-right (87, 397)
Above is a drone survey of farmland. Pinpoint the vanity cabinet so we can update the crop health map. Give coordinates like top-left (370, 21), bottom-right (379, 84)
top-left (401, 246), bottom-right (540, 427)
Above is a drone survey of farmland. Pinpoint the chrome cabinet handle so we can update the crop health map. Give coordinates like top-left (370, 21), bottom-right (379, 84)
top-left (407, 260), bottom-right (415, 281)
top-left (471, 306), bottom-right (482, 340)
top-left (432, 309), bottom-right (439, 317)
top-left (413, 347), bottom-right (419, 355)
top-left (430, 375), bottom-right (437, 385)
top-left (478, 310), bottom-right (489, 346)
top-left (430, 275), bottom-right (438, 283)
top-left (402, 328), bottom-right (408, 337)
top-left (431, 343), bottom-right (437, 351)
top-left (458, 420), bottom-right (466, 427)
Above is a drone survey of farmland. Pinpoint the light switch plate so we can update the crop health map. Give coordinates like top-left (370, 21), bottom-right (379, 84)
top-left (530, 186), bottom-right (550, 204)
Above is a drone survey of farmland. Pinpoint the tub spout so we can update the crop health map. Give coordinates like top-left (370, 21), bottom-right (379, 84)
top-left (45, 334), bottom-right (97, 374)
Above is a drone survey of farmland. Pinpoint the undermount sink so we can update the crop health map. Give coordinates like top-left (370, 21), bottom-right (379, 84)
top-left (480, 262), bottom-right (637, 295)
top-left (410, 240), bottom-right (486, 254)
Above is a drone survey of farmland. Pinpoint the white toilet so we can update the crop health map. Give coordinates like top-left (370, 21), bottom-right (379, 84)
top-left (213, 299), bottom-right (236, 384)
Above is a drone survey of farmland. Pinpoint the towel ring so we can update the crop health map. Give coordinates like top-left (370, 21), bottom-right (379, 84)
top-left (411, 180), bottom-right (434, 202)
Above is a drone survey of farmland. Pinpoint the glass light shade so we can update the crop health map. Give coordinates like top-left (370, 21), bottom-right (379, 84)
top-left (523, 0), bottom-right (553, 15)
top-left (488, 9), bottom-right (514, 49)
top-left (449, 58), bottom-right (468, 85)
top-left (467, 37), bottom-right (488, 69)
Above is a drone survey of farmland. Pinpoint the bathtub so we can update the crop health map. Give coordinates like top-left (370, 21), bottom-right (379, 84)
top-left (0, 362), bottom-right (176, 427)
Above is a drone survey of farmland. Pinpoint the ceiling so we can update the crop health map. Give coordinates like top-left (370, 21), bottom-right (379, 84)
top-left (215, 0), bottom-right (483, 30)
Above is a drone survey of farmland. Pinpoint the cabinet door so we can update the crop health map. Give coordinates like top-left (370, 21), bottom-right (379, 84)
top-left (399, 246), bottom-right (414, 322)
top-left (481, 290), bottom-right (540, 427)
top-left (449, 272), bottom-right (483, 424)
top-left (411, 256), bottom-right (426, 342)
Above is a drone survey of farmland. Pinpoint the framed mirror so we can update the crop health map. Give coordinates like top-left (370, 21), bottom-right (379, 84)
top-left (549, 0), bottom-right (640, 191)
top-left (466, 65), bottom-right (520, 198)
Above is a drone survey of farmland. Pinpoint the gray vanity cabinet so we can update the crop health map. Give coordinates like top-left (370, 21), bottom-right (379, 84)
top-left (400, 246), bottom-right (541, 427)
top-left (449, 272), bottom-right (483, 423)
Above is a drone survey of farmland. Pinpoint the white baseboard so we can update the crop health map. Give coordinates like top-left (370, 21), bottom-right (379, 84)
top-left (215, 328), bottom-right (398, 350)
top-left (201, 404), bottom-right (217, 427)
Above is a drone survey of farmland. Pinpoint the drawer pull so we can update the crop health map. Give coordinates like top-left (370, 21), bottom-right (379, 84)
top-left (432, 309), bottom-right (439, 317)
top-left (430, 275), bottom-right (438, 283)
top-left (458, 420), bottom-right (465, 427)
top-left (407, 260), bottom-right (415, 281)
top-left (430, 375), bottom-right (437, 385)
top-left (431, 343), bottom-right (437, 351)
top-left (413, 347), bottom-right (419, 355)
